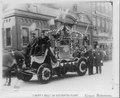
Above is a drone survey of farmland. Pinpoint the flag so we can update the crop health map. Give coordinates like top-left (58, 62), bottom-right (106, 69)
top-left (48, 18), bottom-right (55, 26)
top-left (62, 9), bottom-right (69, 19)
top-left (55, 8), bottom-right (63, 19)
top-left (29, 23), bottom-right (36, 32)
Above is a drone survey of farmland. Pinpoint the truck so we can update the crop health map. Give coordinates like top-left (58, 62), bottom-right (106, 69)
top-left (17, 25), bottom-right (88, 84)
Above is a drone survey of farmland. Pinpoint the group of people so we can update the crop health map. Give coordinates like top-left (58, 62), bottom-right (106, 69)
top-left (85, 45), bottom-right (104, 75)
top-left (28, 29), bottom-right (104, 73)
top-left (25, 30), bottom-right (104, 75)
top-left (25, 30), bottom-right (59, 68)
top-left (26, 30), bottom-right (50, 56)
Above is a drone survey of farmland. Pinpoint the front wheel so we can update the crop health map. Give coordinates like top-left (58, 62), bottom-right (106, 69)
top-left (77, 58), bottom-right (87, 76)
top-left (37, 64), bottom-right (52, 84)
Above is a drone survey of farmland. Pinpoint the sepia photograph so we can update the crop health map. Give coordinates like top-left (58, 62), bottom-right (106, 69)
top-left (0, 0), bottom-right (119, 98)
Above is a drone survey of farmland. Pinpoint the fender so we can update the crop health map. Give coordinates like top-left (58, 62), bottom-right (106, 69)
top-left (30, 49), bottom-right (48, 65)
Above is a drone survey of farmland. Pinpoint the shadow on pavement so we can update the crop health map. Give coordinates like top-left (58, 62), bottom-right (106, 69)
top-left (25, 73), bottom-right (87, 85)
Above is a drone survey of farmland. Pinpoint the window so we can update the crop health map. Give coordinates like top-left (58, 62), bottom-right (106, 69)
top-left (80, 15), bottom-right (84, 22)
top-left (109, 22), bottom-right (112, 33)
top-left (6, 28), bottom-right (11, 46)
top-left (106, 21), bottom-right (109, 32)
top-left (102, 19), bottom-right (106, 32)
top-left (22, 27), bottom-right (29, 46)
top-left (102, 19), bottom-right (105, 30)
top-left (104, 20), bottom-right (106, 32)
top-left (97, 18), bottom-right (100, 27)
top-left (93, 17), bottom-right (96, 26)
top-left (100, 18), bottom-right (102, 29)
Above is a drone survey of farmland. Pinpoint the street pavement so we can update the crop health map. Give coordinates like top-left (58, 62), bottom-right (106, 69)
top-left (1, 60), bottom-right (119, 97)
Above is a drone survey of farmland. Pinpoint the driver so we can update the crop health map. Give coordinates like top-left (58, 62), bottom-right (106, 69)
top-left (36, 30), bottom-right (51, 56)
top-left (41, 30), bottom-right (50, 51)
top-left (26, 32), bottom-right (38, 56)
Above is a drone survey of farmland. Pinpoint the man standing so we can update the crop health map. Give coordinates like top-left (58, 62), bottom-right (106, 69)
top-left (94, 45), bottom-right (104, 74)
top-left (26, 32), bottom-right (38, 56)
top-left (41, 30), bottom-right (50, 49)
top-left (85, 45), bottom-right (94, 75)
top-left (24, 32), bottom-right (38, 67)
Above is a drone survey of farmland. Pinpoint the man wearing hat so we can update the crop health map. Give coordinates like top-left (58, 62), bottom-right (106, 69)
top-left (26, 31), bottom-right (39, 56)
top-left (28, 30), bottom-right (50, 56)
top-left (41, 30), bottom-right (50, 45)
top-left (85, 45), bottom-right (94, 75)
top-left (39, 30), bottom-right (50, 54)
top-left (94, 45), bottom-right (104, 74)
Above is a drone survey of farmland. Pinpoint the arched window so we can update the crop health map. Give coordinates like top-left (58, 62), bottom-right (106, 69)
top-left (21, 27), bottom-right (29, 46)
top-left (6, 28), bottom-right (11, 46)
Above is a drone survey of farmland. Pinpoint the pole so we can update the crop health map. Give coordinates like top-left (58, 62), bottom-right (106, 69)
top-left (85, 24), bottom-right (89, 35)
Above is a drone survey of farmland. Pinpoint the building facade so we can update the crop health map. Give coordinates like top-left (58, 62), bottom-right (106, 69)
top-left (71, 1), bottom-right (113, 59)
top-left (2, 3), bottom-right (93, 51)
top-left (91, 1), bottom-right (113, 60)
top-left (2, 4), bottom-right (55, 50)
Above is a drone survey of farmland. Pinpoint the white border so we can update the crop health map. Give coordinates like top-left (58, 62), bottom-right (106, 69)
top-left (112, 0), bottom-right (119, 97)
top-left (0, 0), bottom-right (119, 98)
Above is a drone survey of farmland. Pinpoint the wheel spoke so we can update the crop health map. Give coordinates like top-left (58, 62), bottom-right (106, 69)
top-left (77, 59), bottom-right (87, 76)
top-left (42, 68), bottom-right (51, 80)
top-left (79, 61), bottom-right (86, 73)
top-left (37, 64), bottom-right (52, 84)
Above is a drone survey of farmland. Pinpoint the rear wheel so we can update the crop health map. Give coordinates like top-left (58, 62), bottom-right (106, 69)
top-left (77, 58), bottom-right (87, 76)
top-left (37, 64), bottom-right (52, 84)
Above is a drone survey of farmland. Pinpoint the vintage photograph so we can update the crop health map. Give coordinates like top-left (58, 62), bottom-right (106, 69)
top-left (1, 0), bottom-right (119, 98)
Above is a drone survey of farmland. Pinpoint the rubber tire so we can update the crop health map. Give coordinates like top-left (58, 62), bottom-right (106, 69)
top-left (37, 64), bottom-right (52, 84)
top-left (77, 58), bottom-right (87, 76)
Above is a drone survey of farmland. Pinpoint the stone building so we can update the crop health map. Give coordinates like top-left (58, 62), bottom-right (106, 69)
top-left (70, 1), bottom-right (113, 49)
top-left (2, 3), bottom-right (93, 51)
top-left (68, 1), bottom-right (113, 59)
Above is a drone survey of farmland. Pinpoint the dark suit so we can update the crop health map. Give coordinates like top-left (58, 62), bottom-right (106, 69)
top-left (27, 37), bottom-right (38, 55)
top-left (26, 36), bottom-right (50, 56)
top-left (94, 49), bottom-right (104, 74)
top-left (35, 36), bottom-right (51, 56)
top-left (85, 49), bottom-right (94, 75)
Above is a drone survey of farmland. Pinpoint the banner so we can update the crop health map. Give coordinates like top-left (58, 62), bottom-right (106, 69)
top-left (29, 23), bottom-right (36, 32)
top-left (62, 9), bottom-right (69, 19)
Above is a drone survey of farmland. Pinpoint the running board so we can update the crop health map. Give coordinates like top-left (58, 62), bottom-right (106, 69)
top-left (24, 69), bottom-right (37, 75)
